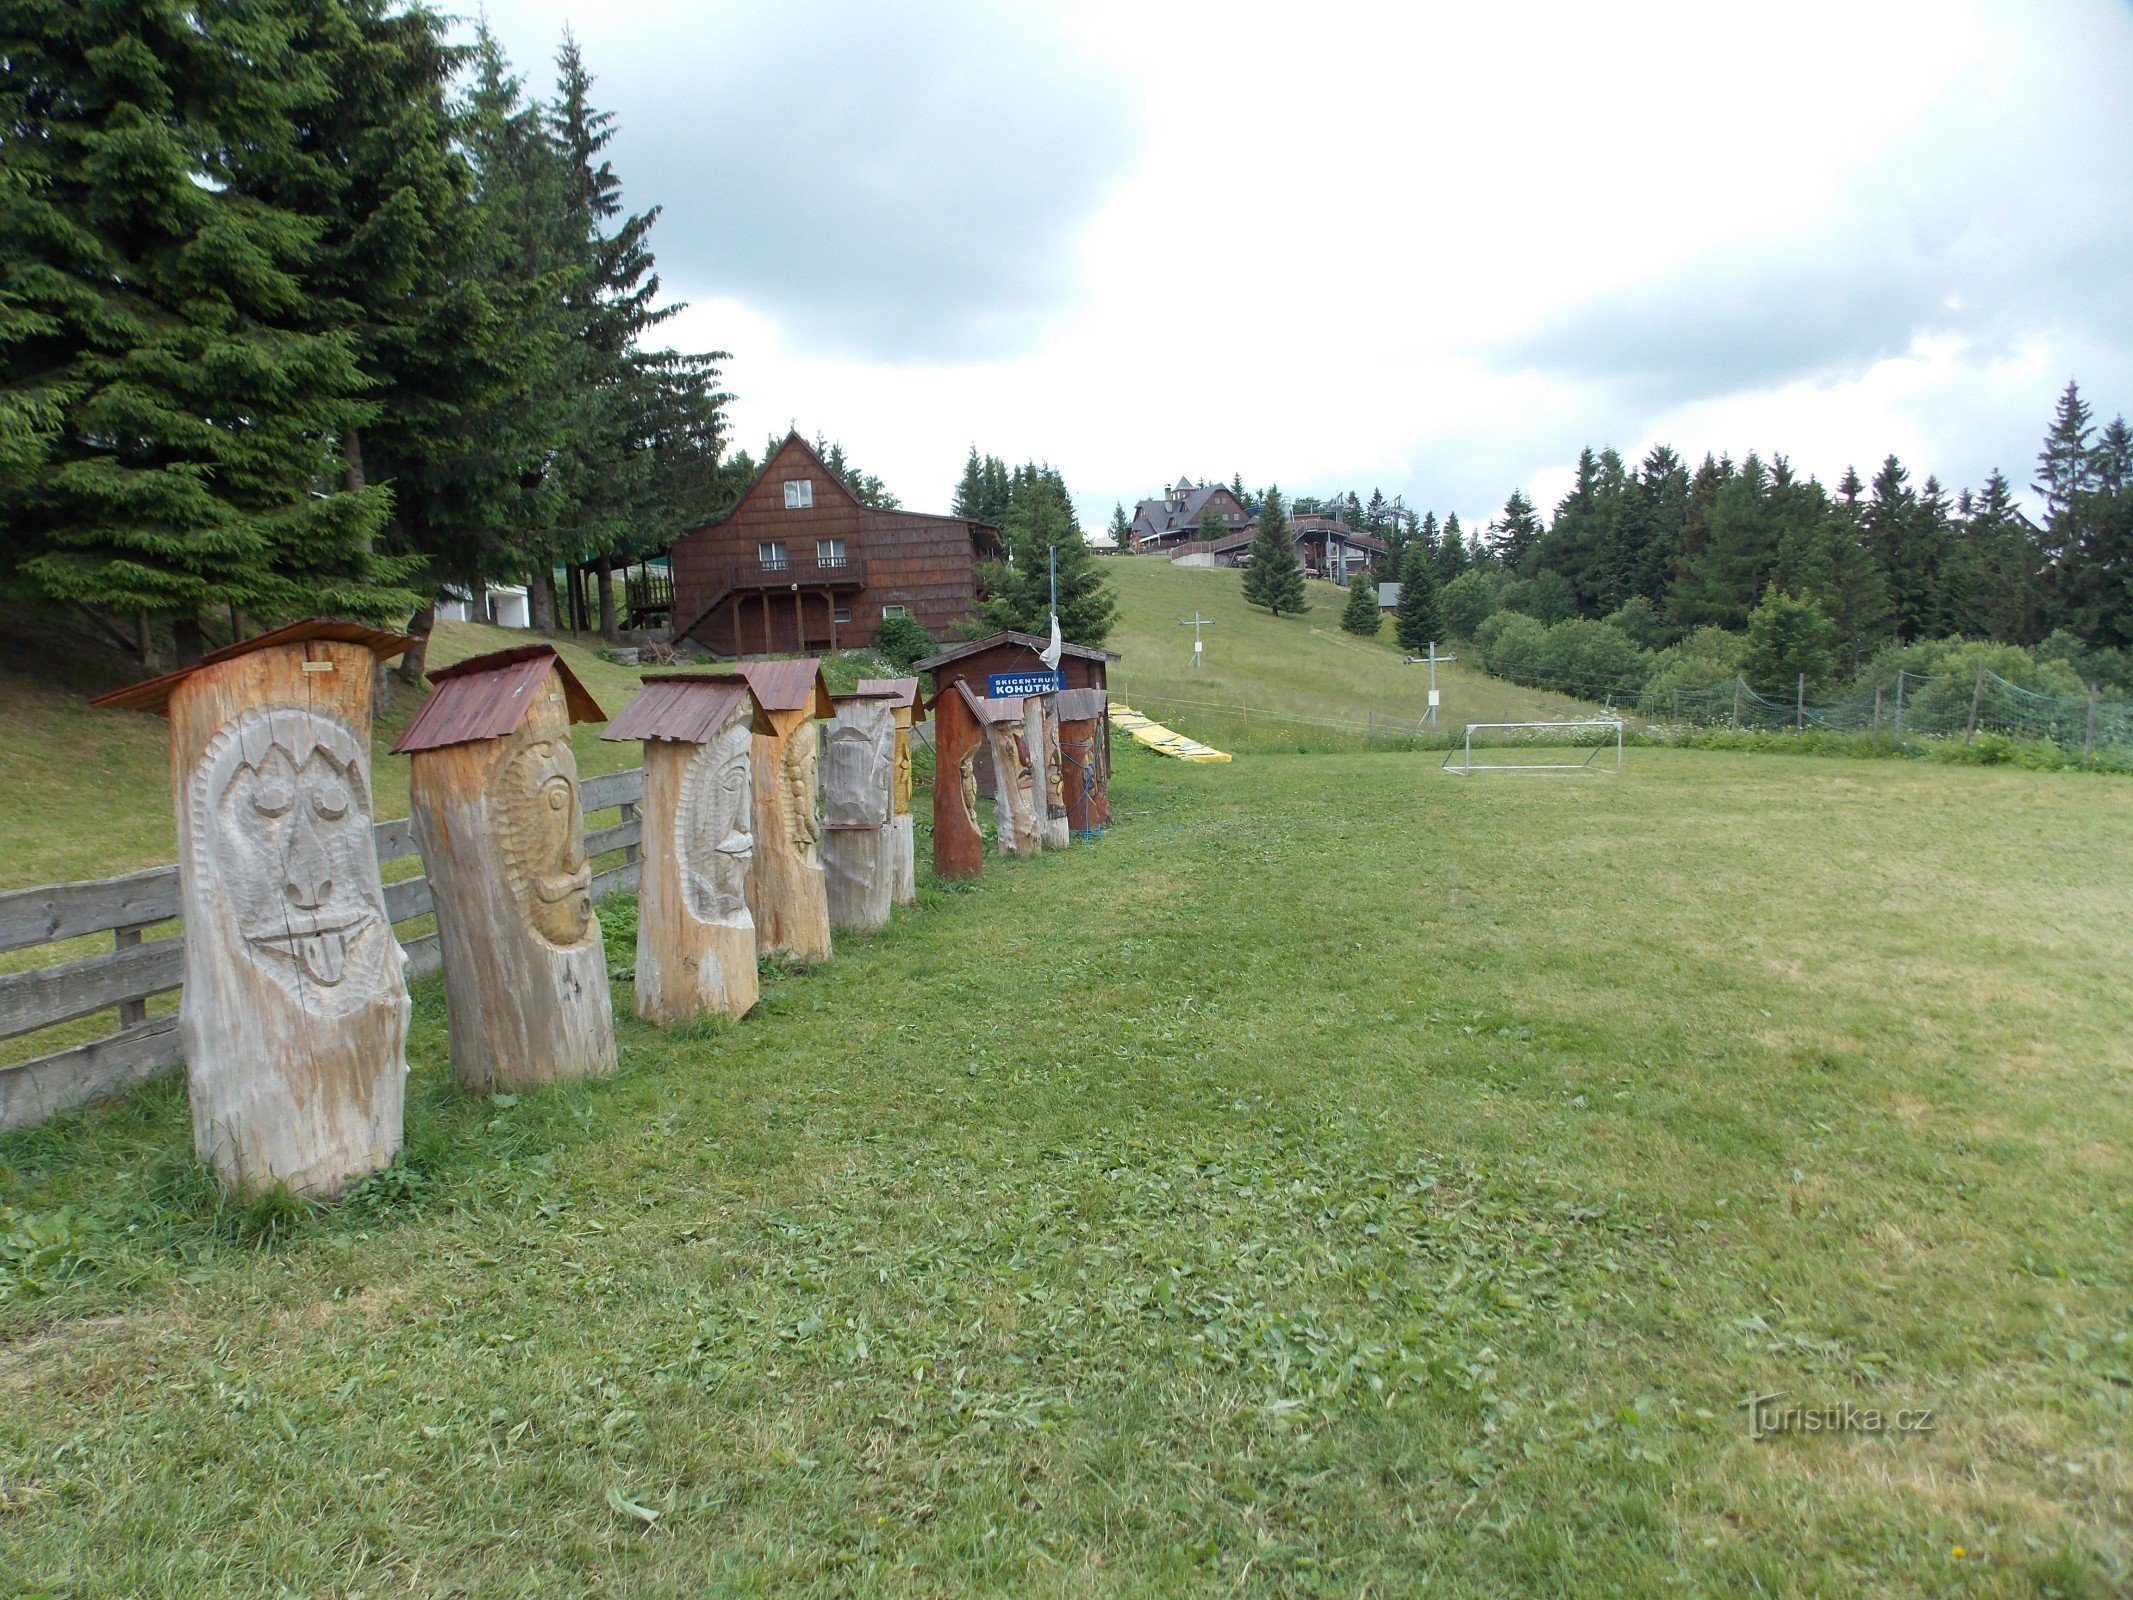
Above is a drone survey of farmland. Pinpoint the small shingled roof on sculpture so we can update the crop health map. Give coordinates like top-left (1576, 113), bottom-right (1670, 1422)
top-left (90, 618), bottom-right (419, 715)
top-left (1053, 688), bottom-right (1109, 722)
top-left (733, 657), bottom-right (834, 718)
top-left (390, 644), bottom-right (607, 754)
top-left (854, 676), bottom-right (921, 711)
top-left (601, 675), bottom-right (772, 745)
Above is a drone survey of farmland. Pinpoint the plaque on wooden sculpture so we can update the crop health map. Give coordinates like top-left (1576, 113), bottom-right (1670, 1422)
top-left (857, 677), bottom-right (921, 907)
top-left (733, 659), bottom-right (835, 962)
top-left (92, 621), bottom-right (418, 1196)
top-left (926, 680), bottom-right (987, 881)
top-left (394, 645), bottom-right (616, 1093)
top-left (821, 691), bottom-right (900, 934)
top-left (604, 675), bottom-right (770, 1023)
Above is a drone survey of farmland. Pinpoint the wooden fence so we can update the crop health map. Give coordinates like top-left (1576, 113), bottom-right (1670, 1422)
top-left (0, 767), bottom-right (647, 1135)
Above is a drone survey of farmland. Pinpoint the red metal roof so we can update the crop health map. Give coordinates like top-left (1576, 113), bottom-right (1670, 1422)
top-left (390, 645), bottom-right (607, 754)
top-left (90, 619), bottom-right (419, 715)
top-left (854, 676), bottom-right (921, 710)
top-left (734, 657), bottom-right (833, 717)
top-left (602, 676), bottom-right (766, 744)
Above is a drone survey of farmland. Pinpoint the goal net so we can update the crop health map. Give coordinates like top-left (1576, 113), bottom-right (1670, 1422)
top-left (1441, 720), bottom-right (1623, 776)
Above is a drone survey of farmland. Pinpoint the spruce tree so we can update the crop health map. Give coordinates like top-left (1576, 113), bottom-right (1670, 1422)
top-left (977, 469), bottom-right (1114, 645)
top-left (1943, 469), bottom-right (2041, 643)
top-left (1394, 541), bottom-right (1445, 654)
top-left (1242, 487), bottom-right (1306, 615)
top-left (1340, 563), bottom-right (1383, 636)
top-left (1743, 586), bottom-right (1838, 694)
top-left (1107, 502), bottom-right (1132, 549)
top-left (952, 446), bottom-right (985, 518)
top-left (1489, 489), bottom-right (1543, 571)
top-left (1197, 503), bottom-right (1228, 544)
top-left (1, 0), bottom-right (411, 657)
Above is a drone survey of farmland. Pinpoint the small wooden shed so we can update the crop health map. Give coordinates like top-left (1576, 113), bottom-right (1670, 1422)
top-left (392, 645), bottom-right (616, 1093)
top-left (91, 620), bottom-right (417, 1197)
top-left (602, 675), bottom-right (773, 1024)
top-left (732, 658), bottom-right (835, 962)
top-left (856, 676), bottom-right (921, 905)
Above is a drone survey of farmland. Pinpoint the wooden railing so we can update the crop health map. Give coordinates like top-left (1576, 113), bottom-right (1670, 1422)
top-left (0, 767), bottom-right (646, 1134)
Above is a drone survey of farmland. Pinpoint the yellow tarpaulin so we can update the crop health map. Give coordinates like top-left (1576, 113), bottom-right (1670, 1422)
top-left (1109, 703), bottom-right (1232, 763)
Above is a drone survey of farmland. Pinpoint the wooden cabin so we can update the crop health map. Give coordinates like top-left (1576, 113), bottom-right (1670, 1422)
top-left (668, 432), bottom-right (1003, 658)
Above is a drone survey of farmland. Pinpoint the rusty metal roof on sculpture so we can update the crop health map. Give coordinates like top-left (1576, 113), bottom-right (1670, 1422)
top-left (91, 618), bottom-right (419, 715)
top-left (854, 676), bottom-right (921, 710)
top-left (601, 675), bottom-right (770, 744)
top-left (734, 657), bottom-right (834, 718)
top-left (1054, 688), bottom-right (1109, 722)
top-left (390, 644), bottom-right (607, 754)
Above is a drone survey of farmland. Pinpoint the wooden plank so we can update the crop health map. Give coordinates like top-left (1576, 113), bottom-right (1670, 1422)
top-left (382, 874), bottom-right (435, 924)
top-left (0, 1016), bottom-right (184, 1134)
top-left (583, 818), bottom-right (642, 860)
top-left (373, 815), bottom-right (420, 863)
top-left (0, 936), bottom-right (185, 1041)
top-left (580, 767), bottom-right (644, 813)
top-left (592, 860), bottom-right (639, 900)
top-left (401, 932), bottom-right (441, 981)
top-left (0, 867), bottom-right (180, 954)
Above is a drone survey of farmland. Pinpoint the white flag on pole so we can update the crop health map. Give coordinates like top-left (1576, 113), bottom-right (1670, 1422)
top-left (1041, 610), bottom-right (1063, 671)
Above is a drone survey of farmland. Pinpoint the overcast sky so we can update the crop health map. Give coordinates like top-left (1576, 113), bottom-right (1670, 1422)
top-left (469, 0), bottom-right (2133, 529)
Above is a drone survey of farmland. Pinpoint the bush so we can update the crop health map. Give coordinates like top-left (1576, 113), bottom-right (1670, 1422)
top-left (1604, 596), bottom-right (1665, 650)
top-left (1498, 570), bottom-right (1576, 624)
top-left (1478, 611), bottom-right (1547, 683)
top-left (1636, 627), bottom-right (1750, 715)
top-left (1533, 617), bottom-right (1648, 695)
top-left (874, 613), bottom-right (936, 671)
top-left (1441, 569), bottom-right (1499, 639)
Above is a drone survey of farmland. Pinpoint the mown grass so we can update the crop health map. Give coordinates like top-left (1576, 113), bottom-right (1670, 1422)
top-left (2, 744), bottom-right (2127, 1597)
top-left (1101, 557), bottom-right (1608, 751)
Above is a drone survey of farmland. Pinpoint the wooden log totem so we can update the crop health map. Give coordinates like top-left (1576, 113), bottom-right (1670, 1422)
top-left (603, 676), bottom-right (771, 1024)
top-left (820, 691), bottom-right (900, 934)
top-left (928, 681), bottom-right (986, 881)
top-left (735, 659), bottom-right (834, 962)
top-left (91, 622), bottom-right (418, 1197)
top-left (394, 646), bottom-right (616, 1093)
top-left (857, 677), bottom-right (920, 906)
top-left (1038, 696), bottom-right (1070, 851)
top-left (988, 698), bottom-right (1043, 858)
top-left (1056, 687), bottom-right (1110, 835)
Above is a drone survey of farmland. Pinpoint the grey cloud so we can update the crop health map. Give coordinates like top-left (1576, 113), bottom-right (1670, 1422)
top-left (543, 2), bottom-right (1141, 363)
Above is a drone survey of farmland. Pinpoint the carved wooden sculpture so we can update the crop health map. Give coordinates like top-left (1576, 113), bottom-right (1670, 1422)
top-left (928, 681), bottom-right (986, 881)
top-left (603, 676), bottom-right (771, 1023)
top-left (734, 659), bottom-right (835, 962)
top-left (857, 677), bottom-right (920, 906)
top-left (1056, 688), bottom-right (1111, 836)
top-left (1038, 697), bottom-right (1070, 850)
top-left (988, 697), bottom-right (1043, 858)
top-left (92, 621), bottom-right (417, 1196)
top-left (820, 691), bottom-right (901, 934)
top-left (394, 646), bottom-right (616, 1093)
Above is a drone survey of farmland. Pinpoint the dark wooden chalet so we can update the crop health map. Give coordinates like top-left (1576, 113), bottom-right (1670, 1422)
top-left (668, 433), bottom-right (1002, 658)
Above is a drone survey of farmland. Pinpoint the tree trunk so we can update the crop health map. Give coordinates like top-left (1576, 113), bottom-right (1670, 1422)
top-left (819, 696), bottom-right (896, 935)
top-left (744, 713), bottom-right (832, 961)
top-left (165, 637), bottom-right (409, 1195)
top-left (470, 579), bottom-right (489, 626)
top-left (529, 565), bottom-right (556, 634)
top-left (395, 602), bottom-right (437, 686)
top-left (172, 612), bottom-right (205, 668)
top-left (1038, 698), bottom-right (1069, 850)
top-left (931, 688), bottom-right (985, 881)
top-left (597, 563), bottom-right (619, 642)
top-left (634, 728), bottom-right (759, 1023)
top-left (136, 608), bottom-right (157, 672)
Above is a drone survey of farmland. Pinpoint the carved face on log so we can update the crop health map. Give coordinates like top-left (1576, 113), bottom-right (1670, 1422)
top-left (1044, 713), bottom-right (1066, 814)
top-left (823, 713), bottom-right (894, 829)
top-left (495, 735), bottom-right (595, 948)
top-left (678, 715), bottom-right (753, 922)
top-left (892, 729), bottom-right (913, 816)
top-left (781, 723), bottom-right (821, 855)
top-left (193, 705), bottom-right (386, 1004)
top-left (1011, 734), bottom-right (1036, 808)
top-left (958, 743), bottom-right (979, 831)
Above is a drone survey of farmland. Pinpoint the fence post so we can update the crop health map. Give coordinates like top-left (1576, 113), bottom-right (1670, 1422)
top-left (115, 923), bottom-right (148, 1030)
top-left (1894, 670), bottom-right (1906, 738)
top-left (2086, 686), bottom-right (2098, 757)
top-left (1873, 685), bottom-right (1883, 741)
top-left (1797, 673), bottom-right (1805, 732)
top-left (1731, 677), bottom-right (1742, 732)
top-left (1671, 686), bottom-right (1680, 728)
top-left (619, 799), bottom-right (640, 868)
top-left (1965, 664), bottom-right (1984, 743)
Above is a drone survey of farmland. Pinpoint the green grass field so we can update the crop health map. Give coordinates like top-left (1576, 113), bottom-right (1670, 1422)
top-left (4, 742), bottom-right (2128, 1597)
top-left (1100, 557), bottom-right (1606, 751)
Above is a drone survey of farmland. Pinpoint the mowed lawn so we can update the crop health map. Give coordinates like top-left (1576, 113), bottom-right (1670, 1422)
top-left (2, 746), bottom-right (2129, 1597)
top-left (1101, 557), bottom-right (1610, 747)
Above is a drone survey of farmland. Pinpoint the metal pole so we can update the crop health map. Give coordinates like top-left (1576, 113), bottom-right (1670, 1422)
top-left (1873, 685), bottom-right (1883, 740)
top-left (1797, 673), bottom-right (1805, 732)
top-left (2085, 686), bottom-right (2098, 757)
top-left (1427, 640), bottom-right (1438, 728)
top-left (1965, 664), bottom-right (1984, 743)
top-left (1671, 686), bottom-right (1680, 728)
top-left (1731, 677), bottom-right (1741, 732)
top-left (1895, 670), bottom-right (1906, 738)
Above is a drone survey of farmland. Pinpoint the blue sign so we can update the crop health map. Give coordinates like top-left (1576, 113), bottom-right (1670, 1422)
top-left (988, 670), bottom-right (1064, 697)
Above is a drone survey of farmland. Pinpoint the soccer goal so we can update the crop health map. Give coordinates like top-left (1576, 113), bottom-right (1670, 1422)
top-left (1441, 719), bottom-right (1624, 776)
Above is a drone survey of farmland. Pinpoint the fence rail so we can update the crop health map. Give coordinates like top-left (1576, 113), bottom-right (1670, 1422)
top-left (0, 766), bottom-right (647, 1134)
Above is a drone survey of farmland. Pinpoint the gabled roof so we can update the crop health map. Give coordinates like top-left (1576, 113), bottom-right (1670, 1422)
top-left (912, 630), bottom-right (1120, 672)
top-left (601, 675), bottom-right (770, 744)
top-left (91, 619), bottom-right (418, 715)
top-left (677, 431), bottom-right (1002, 538)
top-left (734, 657), bottom-right (834, 718)
top-left (853, 676), bottom-right (920, 710)
top-left (391, 645), bottom-right (606, 754)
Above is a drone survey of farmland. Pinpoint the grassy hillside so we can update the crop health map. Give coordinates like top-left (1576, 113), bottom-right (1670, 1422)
top-left (1099, 557), bottom-right (1607, 750)
top-left (3, 747), bottom-right (2127, 1595)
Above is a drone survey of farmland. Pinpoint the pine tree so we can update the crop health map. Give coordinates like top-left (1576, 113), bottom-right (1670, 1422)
top-left (1197, 503), bottom-right (1228, 544)
top-left (977, 468), bottom-right (1115, 645)
top-left (1340, 562), bottom-right (1383, 636)
top-left (1243, 487), bottom-right (1306, 615)
top-left (1743, 585), bottom-right (1838, 693)
top-left (2, 0), bottom-right (411, 658)
top-left (1861, 454), bottom-right (1940, 641)
top-left (1943, 469), bottom-right (2042, 643)
top-left (2056, 413), bottom-right (2133, 648)
top-left (1107, 502), bottom-right (1131, 549)
top-left (1393, 542), bottom-right (1444, 654)
top-left (1489, 489), bottom-right (1543, 572)
top-left (2034, 380), bottom-right (2095, 564)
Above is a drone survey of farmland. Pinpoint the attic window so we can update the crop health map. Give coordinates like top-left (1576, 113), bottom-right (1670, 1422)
top-left (784, 478), bottom-right (813, 509)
